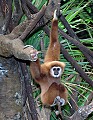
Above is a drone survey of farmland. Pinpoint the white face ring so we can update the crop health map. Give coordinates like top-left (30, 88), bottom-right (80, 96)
top-left (50, 66), bottom-right (62, 78)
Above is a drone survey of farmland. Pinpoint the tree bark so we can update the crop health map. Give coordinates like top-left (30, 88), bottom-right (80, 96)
top-left (0, 57), bottom-right (22, 119)
top-left (0, 1), bottom-right (23, 119)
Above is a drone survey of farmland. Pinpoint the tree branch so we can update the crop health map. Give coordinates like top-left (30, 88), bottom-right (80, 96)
top-left (11, 0), bottom-right (23, 28)
top-left (60, 43), bottom-right (93, 87)
top-left (20, 62), bottom-right (38, 120)
top-left (84, 92), bottom-right (93, 106)
top-left (19, 4), bottom-right (46, 40)
top-left (70, 101), bottom-right (93, 120)
top-left (21, 0), bottom-right (32, 19)
top-left (6, 20), bottom-right (31, 39)
top-left (0, 3), bottom-right (46, 60)
top-left (0, 0), bottom-right (12, 34)
top-left (59, 12), bottom-right (93, 67)
top-left (0, 36), bottom-right (36, 61)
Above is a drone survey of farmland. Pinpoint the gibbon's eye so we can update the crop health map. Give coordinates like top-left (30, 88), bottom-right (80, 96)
top-left (53, 68), bottom-right (56, 71)
top-left (57, 68), bottom-right (60, 71)
top-left (53, 67), bottom-right (61, 72)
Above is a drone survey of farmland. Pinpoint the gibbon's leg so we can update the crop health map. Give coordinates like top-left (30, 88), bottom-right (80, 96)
top-left (44, 10), bottom-right (60, 62)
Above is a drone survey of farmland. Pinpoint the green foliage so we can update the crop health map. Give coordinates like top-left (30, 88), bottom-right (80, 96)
top-left (23, 0), bottom-right (93, 119)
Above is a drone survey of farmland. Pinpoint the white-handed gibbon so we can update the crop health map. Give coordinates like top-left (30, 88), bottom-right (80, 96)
top-left (29, 10), bottom-right (68, 106)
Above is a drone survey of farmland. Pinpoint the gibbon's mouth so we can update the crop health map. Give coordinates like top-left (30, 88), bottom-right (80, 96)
top-left (50, 96), bottom-right (65, 107)
top-left (53, 74), bottom-right (60, 78)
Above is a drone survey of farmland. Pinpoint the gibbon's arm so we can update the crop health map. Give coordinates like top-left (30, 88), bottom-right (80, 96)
top-left (30, 49), bottom-right (41, 81)
top-left (44, 10), bottom-right (60, 62)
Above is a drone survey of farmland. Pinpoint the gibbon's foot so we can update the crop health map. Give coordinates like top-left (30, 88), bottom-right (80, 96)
top-left (50, 96), bottom-right (65, 107)
top-left (24, 45), bottom-right (38, 61)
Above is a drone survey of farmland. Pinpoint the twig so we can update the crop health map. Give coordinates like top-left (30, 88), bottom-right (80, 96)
top-left (69, 75), bottom-right (80, 114)
top-left (69, 94), bottom-right (78, 114)
top-left (21, 0), bottom-right (32, 19)
top-left (12, 0), bottom-right (23, 28)
top-left (26, 0), bottom-right (38, 14)
top-left (6, 20), bottom-right (31, 39)
top-left (65, 74), bottom-right (74, 81)
top-left (84, 92), bottom-right (93, 106)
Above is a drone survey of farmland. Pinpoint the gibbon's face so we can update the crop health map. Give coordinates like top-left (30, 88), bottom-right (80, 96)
top-left (50, 66), bottom-right (63, 78)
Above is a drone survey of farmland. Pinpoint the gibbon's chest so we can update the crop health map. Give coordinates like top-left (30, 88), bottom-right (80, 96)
top-left (39, 75), bottom-right (61, 95)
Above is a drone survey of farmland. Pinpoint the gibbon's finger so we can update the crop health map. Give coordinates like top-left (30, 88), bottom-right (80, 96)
top-left (23, 45), bottom-right (38, 61)
top-left (23, 45), bottom-right (35, 49)
top-left (23, 45), bottom-right (41, 54)
top-left (53, 9), bottom-right (58, 20)
top-left (30, 51), bottom-right (38, 62)
top-left (30, 50), bottom-right (42, 61)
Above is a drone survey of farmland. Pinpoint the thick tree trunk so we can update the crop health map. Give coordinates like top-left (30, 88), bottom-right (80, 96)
top-left (0, 2), bottom-right (23, 119)
top-left (0, 57), bottom-right (23, 119)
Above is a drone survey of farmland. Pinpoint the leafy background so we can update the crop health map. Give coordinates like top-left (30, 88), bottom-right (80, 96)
top-left (24, 0), bottom-right (93, 119)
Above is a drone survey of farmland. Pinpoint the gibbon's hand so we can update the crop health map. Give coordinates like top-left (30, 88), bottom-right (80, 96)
top-left (24, 45), bottom-right (38, 61)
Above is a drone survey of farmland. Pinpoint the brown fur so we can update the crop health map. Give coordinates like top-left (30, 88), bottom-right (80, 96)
top-left (44, 19), bottom-right (60, 62)
top-left (30, 11), bottom-right (68, 106)
top-left (41, 83), bottom-right (68, 105)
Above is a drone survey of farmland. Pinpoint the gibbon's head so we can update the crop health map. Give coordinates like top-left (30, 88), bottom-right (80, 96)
top-left (42, 61), bottom-right (65, 78)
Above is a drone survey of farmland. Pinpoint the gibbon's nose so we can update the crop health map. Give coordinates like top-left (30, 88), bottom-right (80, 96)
top-left (54, 71), bottom-right (59, 75)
